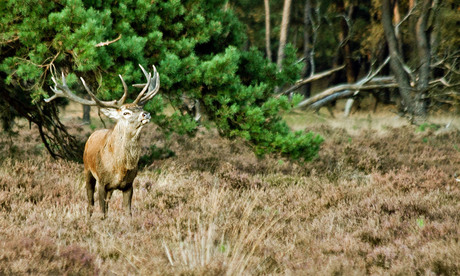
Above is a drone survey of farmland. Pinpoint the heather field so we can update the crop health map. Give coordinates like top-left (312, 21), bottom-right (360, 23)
top-left (1, 108), bottom-right (460, 275)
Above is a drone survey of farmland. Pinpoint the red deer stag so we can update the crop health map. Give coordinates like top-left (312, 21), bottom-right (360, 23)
top-left (45, 65), bottom-right (160, 219)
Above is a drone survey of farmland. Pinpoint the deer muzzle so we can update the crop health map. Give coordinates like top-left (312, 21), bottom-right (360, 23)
top-left (140, 111), bottom-right (151, 125)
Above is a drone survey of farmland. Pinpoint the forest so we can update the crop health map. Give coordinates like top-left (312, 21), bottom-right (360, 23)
top-left (0, 0), bottom-right (459, 274)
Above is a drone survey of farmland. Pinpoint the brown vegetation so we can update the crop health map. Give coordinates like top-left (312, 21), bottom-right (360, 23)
top-left (0, 110), bottom-right (459, 274)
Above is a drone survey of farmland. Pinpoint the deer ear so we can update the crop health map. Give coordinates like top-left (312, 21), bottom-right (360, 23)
top-left (100, 107), bottom-right (121, 120)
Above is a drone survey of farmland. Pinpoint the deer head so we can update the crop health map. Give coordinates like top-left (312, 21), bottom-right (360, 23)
top-left (100, 104), bottom-right (152, 139)
top-left (45, 64), bottom-right (160, 219)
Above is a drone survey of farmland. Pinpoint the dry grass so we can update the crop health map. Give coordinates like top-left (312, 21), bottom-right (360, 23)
top-left (1, 108), bottom-right (460, 275)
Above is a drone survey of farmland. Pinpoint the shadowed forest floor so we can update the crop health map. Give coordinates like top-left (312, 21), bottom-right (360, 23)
top-left (0, 106), bottom-right (459, 275)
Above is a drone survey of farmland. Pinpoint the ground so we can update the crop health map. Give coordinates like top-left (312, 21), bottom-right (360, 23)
top-left (0, 102), bottom-right (459, 275)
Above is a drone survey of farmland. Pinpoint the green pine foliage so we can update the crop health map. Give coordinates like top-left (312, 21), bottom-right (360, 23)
top-left (0, 0), bottom-right (323, 161)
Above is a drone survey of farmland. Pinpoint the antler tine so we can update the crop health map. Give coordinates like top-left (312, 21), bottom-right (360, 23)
top-left (118, 74), bottom-right (128, 105)
top-left (132, 72), bottom-right (152, 105)
top-left (80, 77), bottom-right (119, 108)
top-left (45, 75), bottom-right (63, 103)
top-left (60, 71), bottom-right (66, 86)
top-left (132, 64), bottom-right (160, 106)
top-left (132, 64), bottom-right (150, 89)
top-left (138, 65), bottom-right (160, 104)
top-left (44, 94), bottom-right (58, 103)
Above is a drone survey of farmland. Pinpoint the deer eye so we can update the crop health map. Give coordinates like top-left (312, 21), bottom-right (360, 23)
top-left (123, 111), bottom-right (131, 116)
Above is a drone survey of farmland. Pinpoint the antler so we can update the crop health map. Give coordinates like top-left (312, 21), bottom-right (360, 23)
top-left (45, 72), bottom-right (121, 109)
top-left (132, 64), bottom-right (160, 106)
top-left (45, 64), bottom-right (160, 108)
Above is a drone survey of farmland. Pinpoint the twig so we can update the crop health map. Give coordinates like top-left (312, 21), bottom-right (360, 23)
top-left (163, 241), bottom-right (175, 266)
top-left (95, 34), bottom-right (122, 47)
top-left (395, 2), bottom-right (418, 33)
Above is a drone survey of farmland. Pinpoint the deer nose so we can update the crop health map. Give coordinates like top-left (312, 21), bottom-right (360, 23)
top-left (142, 112), bottom-right (151, 120)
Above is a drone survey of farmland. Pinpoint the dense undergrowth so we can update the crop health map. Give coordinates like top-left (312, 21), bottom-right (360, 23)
top-left (0, 114), bottom-right (459, 274)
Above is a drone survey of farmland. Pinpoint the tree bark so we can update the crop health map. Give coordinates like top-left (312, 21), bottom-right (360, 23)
top-left (264, 0), bottom-right (272, 61)
top-left (276, 0), bottom-right (292, 70)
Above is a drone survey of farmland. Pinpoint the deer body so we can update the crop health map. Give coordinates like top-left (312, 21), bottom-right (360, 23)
top-left (46, 65), bottom-right (159, 219)
top-left (84, 104), bottom-right (151, 217)
top-left (84, 128), bottom-right (140, 190)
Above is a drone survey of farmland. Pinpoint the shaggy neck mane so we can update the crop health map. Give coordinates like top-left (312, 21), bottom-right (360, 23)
top-left (106, 122), bottom-right (143, 170)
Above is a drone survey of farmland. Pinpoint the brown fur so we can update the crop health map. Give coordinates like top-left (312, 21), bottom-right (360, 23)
top-left (83, 104), bottom-right (150, 218)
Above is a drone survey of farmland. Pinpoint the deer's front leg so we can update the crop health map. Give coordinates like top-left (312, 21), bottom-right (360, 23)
top-left (123, 185), bottom-right (133, 216)
top-left (85, 170), bottom-right (96, 217)
top-left (98, 186), bottom-right (110, 219)
top-left (106, 190), bottom-right (113, 214)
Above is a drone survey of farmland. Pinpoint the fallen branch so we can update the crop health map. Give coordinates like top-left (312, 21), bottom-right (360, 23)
top-left (277, 65), bottom-right (345, 97)
top-left (304, 80), bottom-right (397, 109)
top-left (296, 76), bottom-right (397, 107)
top-left (298, 75), bottom-right (458, 111)
top-left (296, 56), bottom-right (391, 109)
top-left (309, 82), bottom-right (398, 110)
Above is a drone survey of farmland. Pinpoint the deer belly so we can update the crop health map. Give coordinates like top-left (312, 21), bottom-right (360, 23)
top-left (105, 169), bottom-right (138, 190)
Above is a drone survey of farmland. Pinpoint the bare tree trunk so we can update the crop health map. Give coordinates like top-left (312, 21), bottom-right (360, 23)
top-left (82, 94), bottom-right (91, 124)
top-left (381, 0), bottom-right (420, 121)
top-left (264, 0), bottom-right (272, 61)
top-left (339, 2), bottom-right (356, 85)
top-left (82, 105), bottom-right (91, 124)
top-left (276, 0), bottom-right (292, 70)
top-left (337, 1), bottom-right (357, 117)
top-left (414, 0), bottom-right (432, 117)
top-left (393, 0), bottom-right (404, 56)
top-left (301, 0), bottom-right (313, 97)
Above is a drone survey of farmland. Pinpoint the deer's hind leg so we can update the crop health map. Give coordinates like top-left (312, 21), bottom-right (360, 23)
top-left (85, 169), bottom-right (96, 217)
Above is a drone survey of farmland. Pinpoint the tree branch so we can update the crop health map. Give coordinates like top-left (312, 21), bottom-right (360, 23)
top-left (277, 65), bottom-right (345, 97)
top-left (296, 57), bottom-right (390, 109)
top-left (309, 83), bottom-right (399, 110)
top-left (95, 34), bottom-right (122, 47)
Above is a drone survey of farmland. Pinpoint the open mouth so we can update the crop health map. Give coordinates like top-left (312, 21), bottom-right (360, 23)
top-left (136, 118), bottom-right (151, 129)
top-left (140, 113), bottom-right (151, 125)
